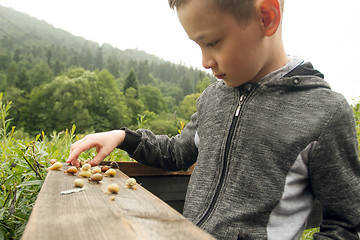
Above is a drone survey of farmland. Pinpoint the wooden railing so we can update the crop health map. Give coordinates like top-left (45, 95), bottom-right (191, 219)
top-left (21, 162), bottom-right (215, 240)
top-left (104, 161), bottom-right (194, 213)
top-left (111, 161), bottom-right (322, 229)
top-left (21, 161), bottom-right (322, 239)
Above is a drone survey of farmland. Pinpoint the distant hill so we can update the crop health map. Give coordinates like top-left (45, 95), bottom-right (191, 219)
top-left (0, 5), bottom-right (214, 105)
top-left (0, 5), bottom-right (163, 64)
top-left (0, 5), bottom-right (215, 135)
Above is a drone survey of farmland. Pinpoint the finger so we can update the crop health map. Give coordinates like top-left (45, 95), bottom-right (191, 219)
top-left (67, 158), bottom-right (80, 168)
top-left (67, 139), bottom-right (99, 166)
top-left (88, 151), bottom-right (108, 166)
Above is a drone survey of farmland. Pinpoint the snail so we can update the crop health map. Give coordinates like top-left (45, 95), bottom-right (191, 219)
top-left (107, 183), bottom-right (120, 193)
top-left (47, 161), bottom-right (62, 171)
top-left (125, 178), bottom-right (137, 189)
top-left (74, 179), bottom-right (85, 188)
top-left (105, 169), bottom-right (116, 177)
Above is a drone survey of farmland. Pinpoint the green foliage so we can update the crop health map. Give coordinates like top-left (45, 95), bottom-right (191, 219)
top-left (196, 76), bottom-right (212, 93)
top-left (0, 72), bottom-right (6, 92)
top-left (139, 85), bottom-right (167, 114)
top-left (27, 61), bottom-right (54, 90)
top-left (0, 94), bottom-right (48, 240)
top-left (0, 96), bottom-right (132, 240)
top-left (21, 68), bottom-right (130, 135)
top-left (352, 99), bottom-right (360, 152)
top-left (300, 228), bottom-right (319, 240)
top-left (136, 114), bottom-right (149, 129)
top-left (125, 87), bottom-right (145, 125)
top-left (148, 118), bottom-right (179, 136)
top-left (123, 69), bottom-right (139, 95)
top-left (176, 93), bottom-right (201, 120)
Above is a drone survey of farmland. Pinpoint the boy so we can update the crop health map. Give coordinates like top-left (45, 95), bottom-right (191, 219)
top-left (67, 0), bottom-right (360, 239)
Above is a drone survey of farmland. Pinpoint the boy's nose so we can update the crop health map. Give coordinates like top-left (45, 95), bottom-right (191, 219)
top-left (202, 52), bottom-right (216, 69)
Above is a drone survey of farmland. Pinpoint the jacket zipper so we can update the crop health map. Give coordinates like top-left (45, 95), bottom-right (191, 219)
top-left (197, 90), bottom-right (248, 227)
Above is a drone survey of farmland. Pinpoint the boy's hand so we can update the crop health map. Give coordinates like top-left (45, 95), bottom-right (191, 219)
top-left (66, 130), bottom-right (125, 167)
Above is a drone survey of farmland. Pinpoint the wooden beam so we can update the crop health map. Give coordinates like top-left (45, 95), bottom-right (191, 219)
top-left (21, 164), bottom-right (214, 240)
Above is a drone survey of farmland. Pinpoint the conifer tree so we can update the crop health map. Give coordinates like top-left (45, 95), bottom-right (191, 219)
top-left (123, 69), bottom-right (139, 97)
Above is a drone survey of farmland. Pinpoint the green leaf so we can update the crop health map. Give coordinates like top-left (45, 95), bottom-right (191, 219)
top-left (18, 180), bottom-right (44, 187)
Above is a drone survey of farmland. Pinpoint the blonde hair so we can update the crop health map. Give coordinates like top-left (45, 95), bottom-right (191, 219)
top-left (169, 0), bottom-right (285, 22)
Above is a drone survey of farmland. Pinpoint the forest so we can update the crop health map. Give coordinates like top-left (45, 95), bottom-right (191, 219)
top-left (0, 5), bottom-right (214, 138)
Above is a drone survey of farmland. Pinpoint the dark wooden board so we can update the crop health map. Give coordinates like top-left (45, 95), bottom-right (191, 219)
top-left (101, 161), bottom-right (194, 176)
top-left (102, 161), bottom-right (323, 229)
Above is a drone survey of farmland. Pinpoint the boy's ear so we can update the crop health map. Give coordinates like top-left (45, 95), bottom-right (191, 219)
top-left (259, 0), bottom-right (281, 37)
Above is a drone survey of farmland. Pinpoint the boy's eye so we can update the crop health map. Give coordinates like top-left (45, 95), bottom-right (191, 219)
top-left (206, 40), bottom-right (219, 48)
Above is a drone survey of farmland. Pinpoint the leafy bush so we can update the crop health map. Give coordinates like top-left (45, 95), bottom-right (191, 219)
top-left (0, 94), bottom-right (130, 240)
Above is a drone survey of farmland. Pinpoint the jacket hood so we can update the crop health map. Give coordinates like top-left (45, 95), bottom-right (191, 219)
top-left (263, 62), bottom-right (331, 90)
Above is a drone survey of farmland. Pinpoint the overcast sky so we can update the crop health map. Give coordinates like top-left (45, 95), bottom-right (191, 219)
top-left (1, 0), bottom-right (359, 104)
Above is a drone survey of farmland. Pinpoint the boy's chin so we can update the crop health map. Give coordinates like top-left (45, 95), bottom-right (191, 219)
top-left (222, 79), bottom-right (247, 88)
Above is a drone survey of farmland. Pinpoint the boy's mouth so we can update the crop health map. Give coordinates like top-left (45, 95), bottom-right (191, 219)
top-left (214, 74), bottom-right (226, 79)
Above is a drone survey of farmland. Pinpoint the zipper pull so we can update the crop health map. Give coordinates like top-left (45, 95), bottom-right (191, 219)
top-left (235, 95), bottom-right (246, 116)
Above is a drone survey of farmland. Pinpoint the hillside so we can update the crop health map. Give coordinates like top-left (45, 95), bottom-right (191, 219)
top-left (0, 5), bottom-right (208, 79)
top-left (0, 5), bottom-right (213, 136)
top-left (0, 5), bottom-right (163, 64)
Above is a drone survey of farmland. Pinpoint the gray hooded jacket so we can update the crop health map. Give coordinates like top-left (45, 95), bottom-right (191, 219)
top-left (120, 60), bottom-right (360, 239)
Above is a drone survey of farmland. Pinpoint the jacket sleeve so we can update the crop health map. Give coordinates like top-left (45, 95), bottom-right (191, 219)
top-left (310, 99), bottom-right (360, 239)
top-left (118, 112), bottom-right (199, 171)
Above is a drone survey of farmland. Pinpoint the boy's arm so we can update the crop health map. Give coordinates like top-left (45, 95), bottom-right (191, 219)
top-left (119, 112), bottom-right (199, 171)
top-left (310, 99), bottom-right (360, 239)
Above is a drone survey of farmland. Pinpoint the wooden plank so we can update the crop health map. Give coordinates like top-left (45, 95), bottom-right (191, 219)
top-left (21, 164), bottom-right (215, 240)
top-left (101, 161), bottom-right (194, 176)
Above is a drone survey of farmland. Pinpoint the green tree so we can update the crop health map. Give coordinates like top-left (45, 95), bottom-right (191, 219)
top-left (106, 56), bottom-right (119, 78)
top-left (196, 76), bottom-right (212, 93)
top-left (25, 68), bottom-right (130, 135)
top-left (2, 86), bottom-right (26, 128)
top-left (137, 60), bottom-right (151, 85)
top-left (125, 87), bottom-right (145, 125)
top-left (177, 93), bottom-right (201, 120)
top-left (5, 62), bottom-right (18, 87)
top-left (0, 72), bottom-right (6, 92)
top-left (159, 82), bottom-right (184, 104)
top-left (16, 67), bottom-right (30, 92)
top-left (0, 53), bottom-right (11, 70)
top-left (123, 69), bottom-right (139, 96)
top-left (13, 48), bottom-right (21, 62)
top-left (28, 61), bottom-right (54, 90)
top-left (148, 113), bottom-right (179, 136)
top-left (92, 69), bottom-right (130, 131)
top-left (139, 85), bottom-right (167, 114)
top-left (80, 47), bottom-right (93, 70)
top-left (180, 75), bottom-right (194, 96)
top-left (94, 46), bottom-right (103, 70)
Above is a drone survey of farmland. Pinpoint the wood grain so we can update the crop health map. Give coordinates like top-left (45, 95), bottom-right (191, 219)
top-left (21, 164), bottom-right (215, 240)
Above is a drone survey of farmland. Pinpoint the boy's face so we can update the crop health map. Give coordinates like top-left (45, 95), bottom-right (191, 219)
top-left (177, 0), bottom-right (268, 87)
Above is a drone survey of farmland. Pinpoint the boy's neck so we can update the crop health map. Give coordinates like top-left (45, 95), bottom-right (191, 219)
top-left (259, 34), bottom-right (289, 82)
